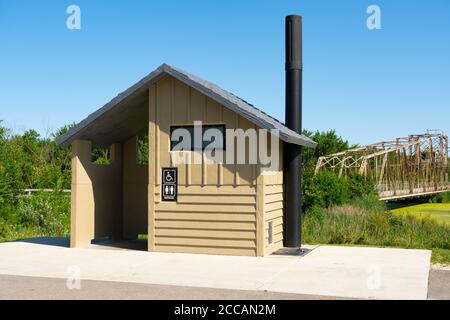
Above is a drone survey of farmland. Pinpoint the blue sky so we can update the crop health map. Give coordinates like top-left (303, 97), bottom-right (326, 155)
top-left (0, 0), bottom-right (449, 145)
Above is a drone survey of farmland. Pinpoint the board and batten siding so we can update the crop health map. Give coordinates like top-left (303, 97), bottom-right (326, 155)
top-left (262, 141), bottom-right (284, 256)
top-left (148, 75), bottom-right (262, 256)
top-left (264, 184), bottom-right (284, 254)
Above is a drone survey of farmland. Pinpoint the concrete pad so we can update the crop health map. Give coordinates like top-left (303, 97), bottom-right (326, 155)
top-left (262, 246), bottom-right (431, 299)
top-left (0, 239), bottom-right (431, 299)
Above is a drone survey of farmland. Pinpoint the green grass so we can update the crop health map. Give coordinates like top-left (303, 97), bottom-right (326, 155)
top-left (303, 195), bottom-right (450, 264)
top-left (431, 249), bottom-right (450, 265)
top-left (390, 203), bottom-right (450, 226)
top-left (389, 201), bottom-right (450, 264)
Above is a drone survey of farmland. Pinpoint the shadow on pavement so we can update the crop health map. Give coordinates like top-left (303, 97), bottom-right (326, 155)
top-left (15, 237), bottom-right (70, 248)
top-left (13, 237), bottom-right (148, 251)
top-left (90, 238), bottom-right (148, 251)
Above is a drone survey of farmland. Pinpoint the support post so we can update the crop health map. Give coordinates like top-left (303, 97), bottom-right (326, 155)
top-left (70, 140), bottom-right (95, 248)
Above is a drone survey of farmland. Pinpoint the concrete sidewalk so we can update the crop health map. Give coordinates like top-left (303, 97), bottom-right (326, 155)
top-left (0, 239), bottom-right (431, 300)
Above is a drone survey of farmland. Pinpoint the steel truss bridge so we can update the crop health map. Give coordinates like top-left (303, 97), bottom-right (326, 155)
top-left (315, 133), bottom-right (449, 201)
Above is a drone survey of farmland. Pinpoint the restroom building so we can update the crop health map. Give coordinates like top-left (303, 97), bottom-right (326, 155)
top-left (56, 16), bottom-right (316, 257)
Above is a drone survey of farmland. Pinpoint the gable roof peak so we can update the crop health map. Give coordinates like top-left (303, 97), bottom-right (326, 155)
top-left (56, 64), bottom-right (316, 148)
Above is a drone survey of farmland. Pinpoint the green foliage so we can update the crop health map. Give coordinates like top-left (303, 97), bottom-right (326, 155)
top-left (0, 121), bottom-right (72, 194)
top-left (348, 193), bottom-right (386, 212)
top-left (137, 135), bottom-right (149, 165)
top-left (91, 148), bottom-right (111, 165)
top-left (302, 129), bottom-right (355, 168)
top-left (0, 193), bottom-right (70, 242)
top-left (51, 122), bottom-right (76, 139)
top-left (17, 192), bottom-right (70, 234)
top-left (54, 122), bottom-right (111, 165)
top-left (429, 192), bottom-right (450, 204)
top-left (303, 171), bottom-right (349, 209)
top-left (346, 171), bottom-right (376, 199)
top-left (303, 170), bottom-right (375, 211)
top-left (0, 123), bottom-right (25, 203)
top-left (300, 129), bottom-right (367, 211)
top-left (0, 121), bottom-right (72, 241)
top-left (303, 198), bottom-right (450, 250)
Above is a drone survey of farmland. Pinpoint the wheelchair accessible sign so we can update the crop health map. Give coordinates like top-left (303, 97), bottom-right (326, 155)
top-left (162, 168), bottom-right (177, 201)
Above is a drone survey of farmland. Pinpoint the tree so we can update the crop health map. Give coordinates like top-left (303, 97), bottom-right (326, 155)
top-left (301, 130), bottom-right (359, 211)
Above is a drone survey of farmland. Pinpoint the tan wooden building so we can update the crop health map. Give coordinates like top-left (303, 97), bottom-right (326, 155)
top-left (57, 63), bottom-right (316, 257)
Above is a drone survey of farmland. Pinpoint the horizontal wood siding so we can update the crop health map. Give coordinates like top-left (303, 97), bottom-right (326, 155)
top-left (154, 185), bottom-right (257, 256)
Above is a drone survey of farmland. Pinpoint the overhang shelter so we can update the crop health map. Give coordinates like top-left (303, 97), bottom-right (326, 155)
top-left (57, 63), bottom-right (315, 256)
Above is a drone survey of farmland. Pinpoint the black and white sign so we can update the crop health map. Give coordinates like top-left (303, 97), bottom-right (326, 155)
top-left (162, 168), bottom-right (177, 201)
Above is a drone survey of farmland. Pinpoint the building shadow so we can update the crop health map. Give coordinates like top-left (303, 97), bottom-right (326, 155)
top-left (14, 237), bottom-right (147, 251)
top-left (91, 238), bottom-right (148, 251)
top-left (15, 237), bottom-right (70, 248)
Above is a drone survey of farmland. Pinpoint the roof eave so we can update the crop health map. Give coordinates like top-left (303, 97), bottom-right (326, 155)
top-left (284, 134), bottom-right (318, 148)
top-left (55, 63), bottom-right (318, 149)
top-left (55, 64), bottom-right (168, 147)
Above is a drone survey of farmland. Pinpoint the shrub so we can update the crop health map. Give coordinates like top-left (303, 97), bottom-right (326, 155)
top-left (303, 171), bottom-right (375, 211)
top-left (429, 192), bottom-right (450, 204)
top-left (17, 192), bottom-right (70, 236)
top-left (346, 171), bottom-right (376, 199)
top-left (303, 171), bottom-right (349, 209)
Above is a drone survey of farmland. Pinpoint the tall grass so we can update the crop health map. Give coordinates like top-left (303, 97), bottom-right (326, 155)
top-left (0, 192), bottom-right (70, 242)
top-left (302, 194), bottom-right (450, 250)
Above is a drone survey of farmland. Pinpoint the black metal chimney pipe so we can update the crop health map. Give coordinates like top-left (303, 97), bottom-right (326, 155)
top-left (284, 15), bottom-right (303, 248)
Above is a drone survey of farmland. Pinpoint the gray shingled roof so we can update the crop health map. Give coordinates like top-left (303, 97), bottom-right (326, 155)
top-left (56, 63), bottom-right (317, 148)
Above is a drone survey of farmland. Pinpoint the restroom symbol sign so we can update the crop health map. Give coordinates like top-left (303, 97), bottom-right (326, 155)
top-left (162, 168), bottom-right (177, 201)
